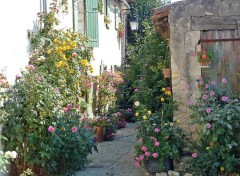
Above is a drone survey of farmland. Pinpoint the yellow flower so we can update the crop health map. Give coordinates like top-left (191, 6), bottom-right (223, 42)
top-left (72, 41), bottom-right (77, 46)
top-left (80, 59), bottom-right (88, 67)
top-left (161, 88), bottom-right (166, 92)
top-left (167, 91), bottom-right (171, 95)
top-left (54, 38), bottom-right (58, 43)
top-left (160, 97), bottom-right (165, 102)
top-left (62, 54), bottom-right (66, 60)
top-left (143, 115), bottom-right (147, 120)
top-left (74, 33), bottom-right (78, 37)
top-left (165, 91), bottom-right (168, 95)
top-left (66, 45), bottom-right (71, 50)
top-left (220, 166), bottom-right (224, 172)
top-left (56, 61), bottom-right (63, 68)
top-left (147, 111), bottom-right (151, 115)
top-left (70, 69), bottom-right (74, 74)
top-left (62, 41), bottom-right (67, 46)
top-left (135, 112), bottom-right (139, 116)
top-left (206, 147), bottom-right (210, 150)
top-left (176, 119), bottom-right (181, 124)
top-left (47, 49), bottom-right (52, 54)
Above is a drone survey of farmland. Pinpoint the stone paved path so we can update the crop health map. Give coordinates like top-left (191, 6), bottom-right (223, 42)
top-left (76, 123), bottom-right (153, 176)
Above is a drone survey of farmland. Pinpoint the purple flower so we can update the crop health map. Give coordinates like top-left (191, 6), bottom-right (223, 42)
top-left (221, 78), bottom-right (227, 84)
top-left (210, 91), bottom-right (215, 97)
top-left (198, 76), bottom-right (203, 81)
top-left (202, 94), bottom-right (208, 100)
top-left (206, 123), bottom-right (212, 129)
top-left (222, 96), bottom-right (229, 102)
top-left (16, 74), bottom-right (21, 79)
top-left (206, 108), bottom-right (211, 113)
top-left (199, 80), bottom-right (204, 85)
top-left (205, 84), bottom-right (209, 89)
top-left (211, 81), bottom-right (216, 85)
top-left (54, 88), bottom-right (60, 94)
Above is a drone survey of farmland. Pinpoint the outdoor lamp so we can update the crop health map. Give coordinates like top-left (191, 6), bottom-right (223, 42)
top-left (129, 16), bottom-right (139, 31)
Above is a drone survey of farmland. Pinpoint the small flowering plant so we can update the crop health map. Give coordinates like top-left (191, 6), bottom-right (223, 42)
top-left (195, 49), bottom-right (213, 64)
top-left (187, 76), bottom-right (240, 175)
top-left (90, 116), bottom-right (111, 127)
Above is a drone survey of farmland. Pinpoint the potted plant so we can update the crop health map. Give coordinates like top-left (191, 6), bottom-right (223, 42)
top-left (162, 47), bottom-right (171, 78)
top-left (104, 15), bottom-right (112, 29)
top-left (91, 116), bottom-right (110, 142)
top-left (117, 22), bottom-right (125, 39)
top-left (195, 49), bottom-right (213, 67)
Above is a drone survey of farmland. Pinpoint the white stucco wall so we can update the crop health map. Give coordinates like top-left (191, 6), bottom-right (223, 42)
top-left (92, 1), bottom-right (122, 75)
top-left (0, 0), bottom-right (73, 84)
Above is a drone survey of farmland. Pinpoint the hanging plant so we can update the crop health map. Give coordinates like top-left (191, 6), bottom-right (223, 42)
top-left (104, 15), bottom-right (112, 29)
top-left (98, 0), bottom-right (103, 14)
top-left (117, 22), bottom-right (125, 39)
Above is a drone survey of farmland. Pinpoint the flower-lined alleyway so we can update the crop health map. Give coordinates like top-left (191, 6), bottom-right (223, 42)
top-left (76, 123), bottom-right (152, 176)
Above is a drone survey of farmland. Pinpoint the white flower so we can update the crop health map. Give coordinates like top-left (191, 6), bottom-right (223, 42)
top-left (152, 123), bottom-right (156, 126)
top-left (170, 122), bottom-right (174, 127)
top-left (11, 151), bottom-right (17, 159)
top-left (134, 101), bottom-right (140, 106)
top-left (4, 151), bottom-right (12, 158)
top-left (37, 56), bottom-right (45, 62)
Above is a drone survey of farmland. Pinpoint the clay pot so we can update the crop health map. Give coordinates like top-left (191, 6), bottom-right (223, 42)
top-left (200, 61), bottom-right (211, 67)
top-left (162, 68), bottom-right (171, 78)
top-left (94, 126), bottom-right (105, 142)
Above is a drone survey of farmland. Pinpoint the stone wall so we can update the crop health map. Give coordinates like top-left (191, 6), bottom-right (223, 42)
top-left (168, 0), bottom-right (240, 134)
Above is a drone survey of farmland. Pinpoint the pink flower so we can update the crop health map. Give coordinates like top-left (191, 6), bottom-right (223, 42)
top-left (72, 126), bottom-right (77, 133)
top-left (154, 128), bottom-right (160, 133)
top-left (198, 76), bottom-right (203, 81)
top-left (75, 105), bottom-right (79, 109)
top-left (205, 84), bottom-right (209, 89)
top-left (135, 157), bottom-right (141, 161)
top-left (141, 146), bottom-right (147, 151)
top-left (199, 80), bottom-right (204, 85)
top-left (206, 123), bottom-right (212, 129)
top-left (202, 54), bottom-right (207, 60)
top-left (54, 88), bottom-right (60, 94)
top-left (16, 74), bottom-right (21, 79)
top-left (210, 91), bottom-right (215, 97)
top-left (139, 155), bottom-right (144, 160)
top-left (135, 162), bottom-right (140, 167)
top-left (48, 126), bottom-right (55, 133)
top-left (221, 78), bottom-right (227, 84)
top-left (37, 76), bottom-right (43, 81)
top-left (188, 99), bottom-right (193, 105)
top-left (152, 153), bottom-right (158, 158)
top-left (206, 108), bottom-right (211, 114)
top-left (67, 103), bottom-right (72, 109)
top-left (211, 80), bottom-right (216, 85)
top-left (134, 88), bottom-right (139, 93)
top-left (192, 153), bottom-right (198, 158)
top-left (64, 107), bottom-right (69, 113)
top-left (222, 96), bottom-right (229, 102)
top-left (85, 125), bottom-right (91, 130)
top-left (138, 138), bottom-right (143, 143)
top-left (0, 79), bottom-right (6, 84)
top-left (155, 141), bottom-right (160, 147)
top-left (145, 151), bottom-right (150, 156)
top-left (202, 94), bottom-right (208, 100)
top-left (72, 52), bottom-right (77, 57)
top-left (28, 65), bottom-right (35, 71)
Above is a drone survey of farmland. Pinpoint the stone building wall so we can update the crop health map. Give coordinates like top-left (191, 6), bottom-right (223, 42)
top-left (167, 0), bottom-right (240, 134)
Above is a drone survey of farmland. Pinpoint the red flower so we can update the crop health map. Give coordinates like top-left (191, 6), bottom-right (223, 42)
top-left (202, 54), bottom-right (207, 60)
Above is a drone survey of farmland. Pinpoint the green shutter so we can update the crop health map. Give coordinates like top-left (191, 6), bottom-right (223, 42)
top-left (86, 0), bottom-right (99, 47)
top-left (72, 0), bottom-right (78, 32)
top-left (106, 0), bottom-right (110, 15)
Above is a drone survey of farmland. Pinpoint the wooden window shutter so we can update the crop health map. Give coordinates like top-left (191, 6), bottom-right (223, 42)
top-left (86, 0), bottom-right (99, 47)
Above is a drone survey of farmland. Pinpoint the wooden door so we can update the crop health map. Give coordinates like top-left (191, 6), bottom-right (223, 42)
top-left (201, 30), bottom-right (240, 94)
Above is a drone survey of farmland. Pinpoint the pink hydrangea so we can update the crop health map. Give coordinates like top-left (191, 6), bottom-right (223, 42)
top-left (72, 126), bottom-right (77, 133)
top-left (152, 153), bottom-right (158, 158)
top-left (141, 146), bottom-right (147, 151)
top-left (154, 128), bottom-right (160, 133)
top-left (48, 126), bottom-right (55, 133)
top-left (155, 141), bottom-right (160, 147)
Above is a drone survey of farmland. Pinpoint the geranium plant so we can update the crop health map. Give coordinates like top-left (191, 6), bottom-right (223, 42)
top-left (195, 49), bottom-right (213, 64)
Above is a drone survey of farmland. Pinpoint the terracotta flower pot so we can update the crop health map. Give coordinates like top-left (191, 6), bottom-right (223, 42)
top-left (162, 68), bottom-right (171, 78)
top-left (94, 126), bottom-right (105, 142)
top-left (200, 61), bottom-right (211, 68)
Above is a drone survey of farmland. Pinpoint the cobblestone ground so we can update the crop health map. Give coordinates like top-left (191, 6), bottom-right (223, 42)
top-left (76, 123), bottom-right (153, 176)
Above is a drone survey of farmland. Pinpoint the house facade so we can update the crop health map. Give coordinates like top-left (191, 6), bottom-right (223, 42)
top-left (0, 0), bottom-right (129, 82)
top-left (152, 0), bottom-right (240, 134)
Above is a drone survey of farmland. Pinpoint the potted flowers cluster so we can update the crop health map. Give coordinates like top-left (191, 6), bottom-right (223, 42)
top-left (117, 22), bottom-right (125, 39)
top-left (104, 15), bottom-right (112, 29)
top-left (195, 49), bottom-right (213, 67)
top-left (187, 76), bottom-right (240, 175)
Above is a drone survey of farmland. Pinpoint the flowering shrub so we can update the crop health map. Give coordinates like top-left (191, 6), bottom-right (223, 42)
top-left (0, 1), bottom-right (97, 175)
top-left (0, 151), bottom-right (17, 174)
top-left (90, 116), bottom-right (111, 127)
top-left (134, 112), bottom-right (185, 170)
top-left (187, 77), bottom-right (240, 175)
